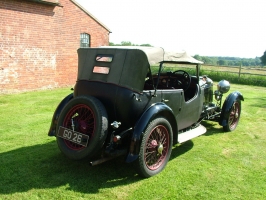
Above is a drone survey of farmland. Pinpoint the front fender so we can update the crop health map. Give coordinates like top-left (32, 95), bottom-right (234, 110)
top-left (219, 91), bottom-right (244, 126)
top-left (48, 93), bottom-right (73, 136)
top-left (126, 102), bottom-right (177, 163)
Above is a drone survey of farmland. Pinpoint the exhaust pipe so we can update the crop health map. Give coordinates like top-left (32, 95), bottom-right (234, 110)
top-left (90, 149), bottom-right (127, 166)
top-left (90, 156), bottom-right (117, 166)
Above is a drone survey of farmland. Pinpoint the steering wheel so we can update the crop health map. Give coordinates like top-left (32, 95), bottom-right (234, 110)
top-left (172, 70), bottom-right (191, 91)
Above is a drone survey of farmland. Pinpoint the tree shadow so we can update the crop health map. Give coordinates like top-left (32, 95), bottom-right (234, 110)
top-left (0, 141), bottom-right (141, 195)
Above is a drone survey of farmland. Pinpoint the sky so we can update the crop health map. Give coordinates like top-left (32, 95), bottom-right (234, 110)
top-left (75, 0), bottom-right (266, 58)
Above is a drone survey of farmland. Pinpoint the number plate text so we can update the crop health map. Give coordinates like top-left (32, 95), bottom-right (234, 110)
top-left (57, 126), bottom-right (89, 147)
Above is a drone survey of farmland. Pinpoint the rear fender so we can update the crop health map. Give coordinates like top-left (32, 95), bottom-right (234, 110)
top-left (219, 91), bottom-right (244, 126)
top-left (48, 93), bottom-right (73, 136)
top-left (126, 102), bottom-right (177, 163)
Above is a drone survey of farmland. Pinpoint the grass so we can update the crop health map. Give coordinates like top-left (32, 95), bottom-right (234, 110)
top-left (0, 84), bottom-right (266, 199)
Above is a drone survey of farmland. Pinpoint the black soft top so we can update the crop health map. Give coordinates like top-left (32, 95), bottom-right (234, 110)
top-left (77, 46), bottom-right (202, 92)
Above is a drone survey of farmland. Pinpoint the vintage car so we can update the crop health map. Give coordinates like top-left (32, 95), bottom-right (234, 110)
top-left (48, 46), bottom-right (244, 177)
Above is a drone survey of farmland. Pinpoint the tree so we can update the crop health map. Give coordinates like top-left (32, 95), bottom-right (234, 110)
top-left (140, 44), bottom-right (152, 47)
top-left (193, 54), bottom-right (202, 61)
top-left (260, 51), bottom-right (266, 66)
top-left (109, 41), bottom-right (153, 47)
top-left (109, 42), bottom-right (115, 46)
top-left (120, 41), bottom-right (133, 46)
top-left (201, 56), bottom-right (213, 65)
top-left (217, 59), bottom-right (227, 66)
top-left (228, 61), bottom-right (234, 66)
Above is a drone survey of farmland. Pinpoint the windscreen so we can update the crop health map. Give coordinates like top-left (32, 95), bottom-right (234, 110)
top-left (151, 63), bottom-right (199, 78)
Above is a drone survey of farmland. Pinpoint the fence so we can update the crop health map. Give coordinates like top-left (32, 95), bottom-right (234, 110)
top-left (200, 64), bottom-right (266, 86)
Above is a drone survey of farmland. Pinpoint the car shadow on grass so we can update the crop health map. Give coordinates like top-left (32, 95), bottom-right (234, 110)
top-left (0, 123), bottom-right (220, 195)
top-left (201, 121), bottom-right (224, 136)
top-left (0, 141), bottom-right (142, 195)
top-left (170, 140), bottom-right (194, 160)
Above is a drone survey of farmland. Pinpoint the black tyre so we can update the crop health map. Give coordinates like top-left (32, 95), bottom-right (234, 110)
top-left (223, 99), bottom-right (241, 132)
top-left (136, 118), bottom-right (173, 178)
top-left (56, 96), bottom-right (108, 160)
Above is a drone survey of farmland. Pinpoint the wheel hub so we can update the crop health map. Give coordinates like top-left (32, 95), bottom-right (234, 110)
top-left (79, 120), bottom-right (87, 133)
top-left (150, 140), bottom-right (158, 147)
top-left (157, 143), bottom-right (163, 155)
top-left (150, 140), bottom-right (164, 155)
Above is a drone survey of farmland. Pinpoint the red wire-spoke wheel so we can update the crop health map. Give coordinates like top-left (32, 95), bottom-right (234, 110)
top-left (145, 125), bottom-right (169, 170)
top-left (56, 96), bottom-right (108, 160)
top-left (223, 100), bottom-right (241, 132)
top-left (62, 104), bottom-right (95, 150)
top-left (137, 118), bottom-right (173, 178)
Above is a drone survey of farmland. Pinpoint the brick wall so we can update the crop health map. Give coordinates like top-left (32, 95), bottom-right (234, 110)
top-left (0, 0), bottom-right (110, 94)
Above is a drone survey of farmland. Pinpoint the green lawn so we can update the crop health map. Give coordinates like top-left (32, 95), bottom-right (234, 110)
top-left (0, 84), bottom-right (265, 200)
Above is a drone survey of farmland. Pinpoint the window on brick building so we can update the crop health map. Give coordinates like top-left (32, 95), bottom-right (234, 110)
top-left (80, 33), bottom-right (90, 48)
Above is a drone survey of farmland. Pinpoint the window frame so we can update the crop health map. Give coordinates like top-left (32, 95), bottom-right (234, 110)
top-left (80, 33), bottom-right (90, 48)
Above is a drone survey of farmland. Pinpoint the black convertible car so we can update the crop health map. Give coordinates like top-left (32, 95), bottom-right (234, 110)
top-left (48, 46), bottom-right (244, 177)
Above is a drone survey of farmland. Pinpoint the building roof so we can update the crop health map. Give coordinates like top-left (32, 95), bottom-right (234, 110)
top-left (23, 0), bottom-right (60, 6)
top-left (71, 0), bottom-right (112, 33)
top-left (23, 0), bottom-right (111, 33)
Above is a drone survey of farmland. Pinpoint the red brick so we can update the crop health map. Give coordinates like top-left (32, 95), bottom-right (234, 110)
top-left (0, 0), bottom-right (110, 94)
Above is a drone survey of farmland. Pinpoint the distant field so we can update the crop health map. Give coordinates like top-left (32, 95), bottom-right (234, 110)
top-left (152, 64), bottom-right (266, 87)
top-left (202, 65), bottom-right (266, 76)
top-left (178, 64), bottom-right (266, 86)
top-left (200, 65), bottom-right (266, 87)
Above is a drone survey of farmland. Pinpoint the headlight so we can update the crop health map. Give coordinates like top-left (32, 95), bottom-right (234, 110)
top-left (217, 80), bottom-right (230, 94)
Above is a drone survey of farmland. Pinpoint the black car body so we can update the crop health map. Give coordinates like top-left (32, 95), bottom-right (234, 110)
top-left (48, 46), bottom-right (244, 177)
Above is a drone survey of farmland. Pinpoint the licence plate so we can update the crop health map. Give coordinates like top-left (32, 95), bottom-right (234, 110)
top-left (57, 126), bottom-right (89, 147)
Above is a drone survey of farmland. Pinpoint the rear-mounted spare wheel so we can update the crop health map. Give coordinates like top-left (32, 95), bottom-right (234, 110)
top-left (56, 96), bottom-right (108, 160)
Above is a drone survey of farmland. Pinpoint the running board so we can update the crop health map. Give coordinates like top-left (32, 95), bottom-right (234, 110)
top-left (178, 124), bottom-right (207, 143)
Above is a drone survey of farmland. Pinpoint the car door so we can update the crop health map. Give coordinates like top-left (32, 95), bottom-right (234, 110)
top-left (161, 89), bottom-right (183, 116)
top-left (175, 85), bottom-right (203, 130)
